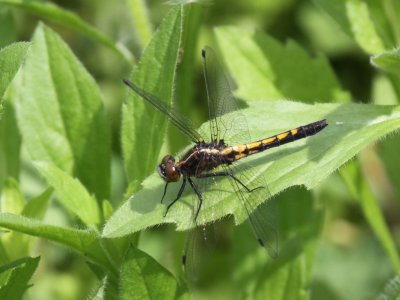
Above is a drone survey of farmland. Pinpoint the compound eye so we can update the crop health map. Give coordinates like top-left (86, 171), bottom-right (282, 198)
top-left (165, 165), bottom-right (180, 182)
top-left (158, 155), bottom-right (180, 182)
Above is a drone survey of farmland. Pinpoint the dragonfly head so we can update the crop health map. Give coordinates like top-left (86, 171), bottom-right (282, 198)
top-left (158, 155), bottom-right (181, 182)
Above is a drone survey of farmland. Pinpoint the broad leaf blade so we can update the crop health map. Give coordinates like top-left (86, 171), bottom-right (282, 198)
top-left (12, 24), bottom-right (111, 202)
top-left (215, 26), bottom-right (350, 103)
top-left (0, 42), bottom-right (29, 183)
top-left (34, 162), bottom-right (100, 227)
top-left (119, 246), bottom-right (187, 300)
top-left (122, 5), bottom-right (185, 189)
top-left (0, 256), bottom-right (39, 299)
top-left (103, 101), bottom-right (400, 237)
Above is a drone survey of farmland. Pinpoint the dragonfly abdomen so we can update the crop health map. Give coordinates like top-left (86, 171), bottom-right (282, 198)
top-left (222, 119), bottom-right (327, 162)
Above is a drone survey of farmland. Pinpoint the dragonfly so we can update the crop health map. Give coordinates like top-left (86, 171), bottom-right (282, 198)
top-left (123, 46), bottom-right (327, 273)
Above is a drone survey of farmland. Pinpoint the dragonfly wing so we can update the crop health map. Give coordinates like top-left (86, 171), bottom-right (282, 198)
top-left (224, 164), bottom-right (279, 258)
top-left (201, 47), bottom-right (246, 144)
top-left (123, 79), bottom-right (203, 142)
top-left (182, 224), bottom-right (216, 283)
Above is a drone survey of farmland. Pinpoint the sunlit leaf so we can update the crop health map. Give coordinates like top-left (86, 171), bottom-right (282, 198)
top-left (0, 42), bottom-right (29, 183)
top-left (34, 162), bottom-right (100, 227)
top-left (12, 24), bottom-right (111, 202)
top-left (215, 26), bottom-right (350, 103)
top-left (122, 5), bottom-right (186, 189)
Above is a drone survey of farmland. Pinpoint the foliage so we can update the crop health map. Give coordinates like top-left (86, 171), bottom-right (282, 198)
top-left (0, 1), bottom-right (399, 299)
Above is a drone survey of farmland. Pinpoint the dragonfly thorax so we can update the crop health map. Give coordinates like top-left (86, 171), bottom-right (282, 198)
top-left (158, 155), bottom-right (181, 182)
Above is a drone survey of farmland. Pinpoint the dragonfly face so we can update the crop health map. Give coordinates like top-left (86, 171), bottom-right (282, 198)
top-left (158, 155), bottom-right (181, 182)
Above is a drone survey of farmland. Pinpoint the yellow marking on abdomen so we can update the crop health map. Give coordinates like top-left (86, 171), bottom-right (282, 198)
top-left (277, 132), bottom-right (289, 140)
top-left (232, 144), bottom-right (247, 153)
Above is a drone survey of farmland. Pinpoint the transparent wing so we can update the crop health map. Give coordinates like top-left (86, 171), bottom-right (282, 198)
top-left (202, 47), bottom-right (247, 144)
top-left (182, 159), bottom-right (219, 282)
top-left (224, 164), bottom-right (279, 258)
top-left (123, 79), bottom-right (203, 142)
top-left (202, 47), bottom-right (279, 256)
top-left (182, 223), bottom-right (216, 283)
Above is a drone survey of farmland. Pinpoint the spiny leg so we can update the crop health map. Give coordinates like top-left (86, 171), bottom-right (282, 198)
top-left (187, 177), bottom-right (203, 223)
top-left (161, 182), bottom-right (169, 203)
top-left (164, 178), bottom-right (186, 217)
top-left (197, 171), bottom-right (263, 192)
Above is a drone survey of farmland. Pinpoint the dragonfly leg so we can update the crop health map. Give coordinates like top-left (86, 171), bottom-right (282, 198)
top-left (164, 178), bottom-right (186, 217)
top-left (197, 172), bottom-right (263, 192)
top-left (161, 182), bottom-right (169, 203)
top-left (188, 177), bottom-right (203, 223)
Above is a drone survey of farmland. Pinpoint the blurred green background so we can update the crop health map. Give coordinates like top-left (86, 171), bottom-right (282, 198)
top-left (1, 0), bottom-right (399, 299)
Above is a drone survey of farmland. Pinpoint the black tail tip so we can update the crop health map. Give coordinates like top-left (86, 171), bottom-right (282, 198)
top-left (320, 119), bottom-right (328, 130)
top-left (201, 49), bottom-right (206, 58)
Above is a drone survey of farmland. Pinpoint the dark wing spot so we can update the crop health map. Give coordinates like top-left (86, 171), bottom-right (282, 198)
top-left (258, 238), bottom-right (265, 247)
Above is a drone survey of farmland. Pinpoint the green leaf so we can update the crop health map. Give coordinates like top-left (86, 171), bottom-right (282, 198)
top-left (0, 213), bottom-right (115, 273)
top-left (0, 42), bottom-right (29, 183)
top-left (0, 256), bottom-right (39, 299)
top-left (34, 161), bottom-right (100, 227)
top-left (0, 177), bottom-right (25, 214)
top-left (22, 188), bottom-right (52, 220)
top-left (87, 276), bottom-right (107, 300)
top-left (171, 3), bottom-right (205, 150)
top-left (214, 26), bottom-right (350, 103)
top-left (0, 0), bottom-right (132, 61)
top-left (103, 101), bottom-right (400, 237)
top-left (12, 24), bottom-right (111, 202)
top-left (341, 159), bottom-right (400, 272)
top-left (371, 48), bottom-right (400, 77)
top-left (0, 179), bottom-right (30, 260)
top-left (376, 275), bottom-right (400, 300)
top-left (122, 5), bottom-right (185, 189)
top-left (119, 246), bottom-right (187, 300)
top-left (312, 0), bottom-right (385, 54)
